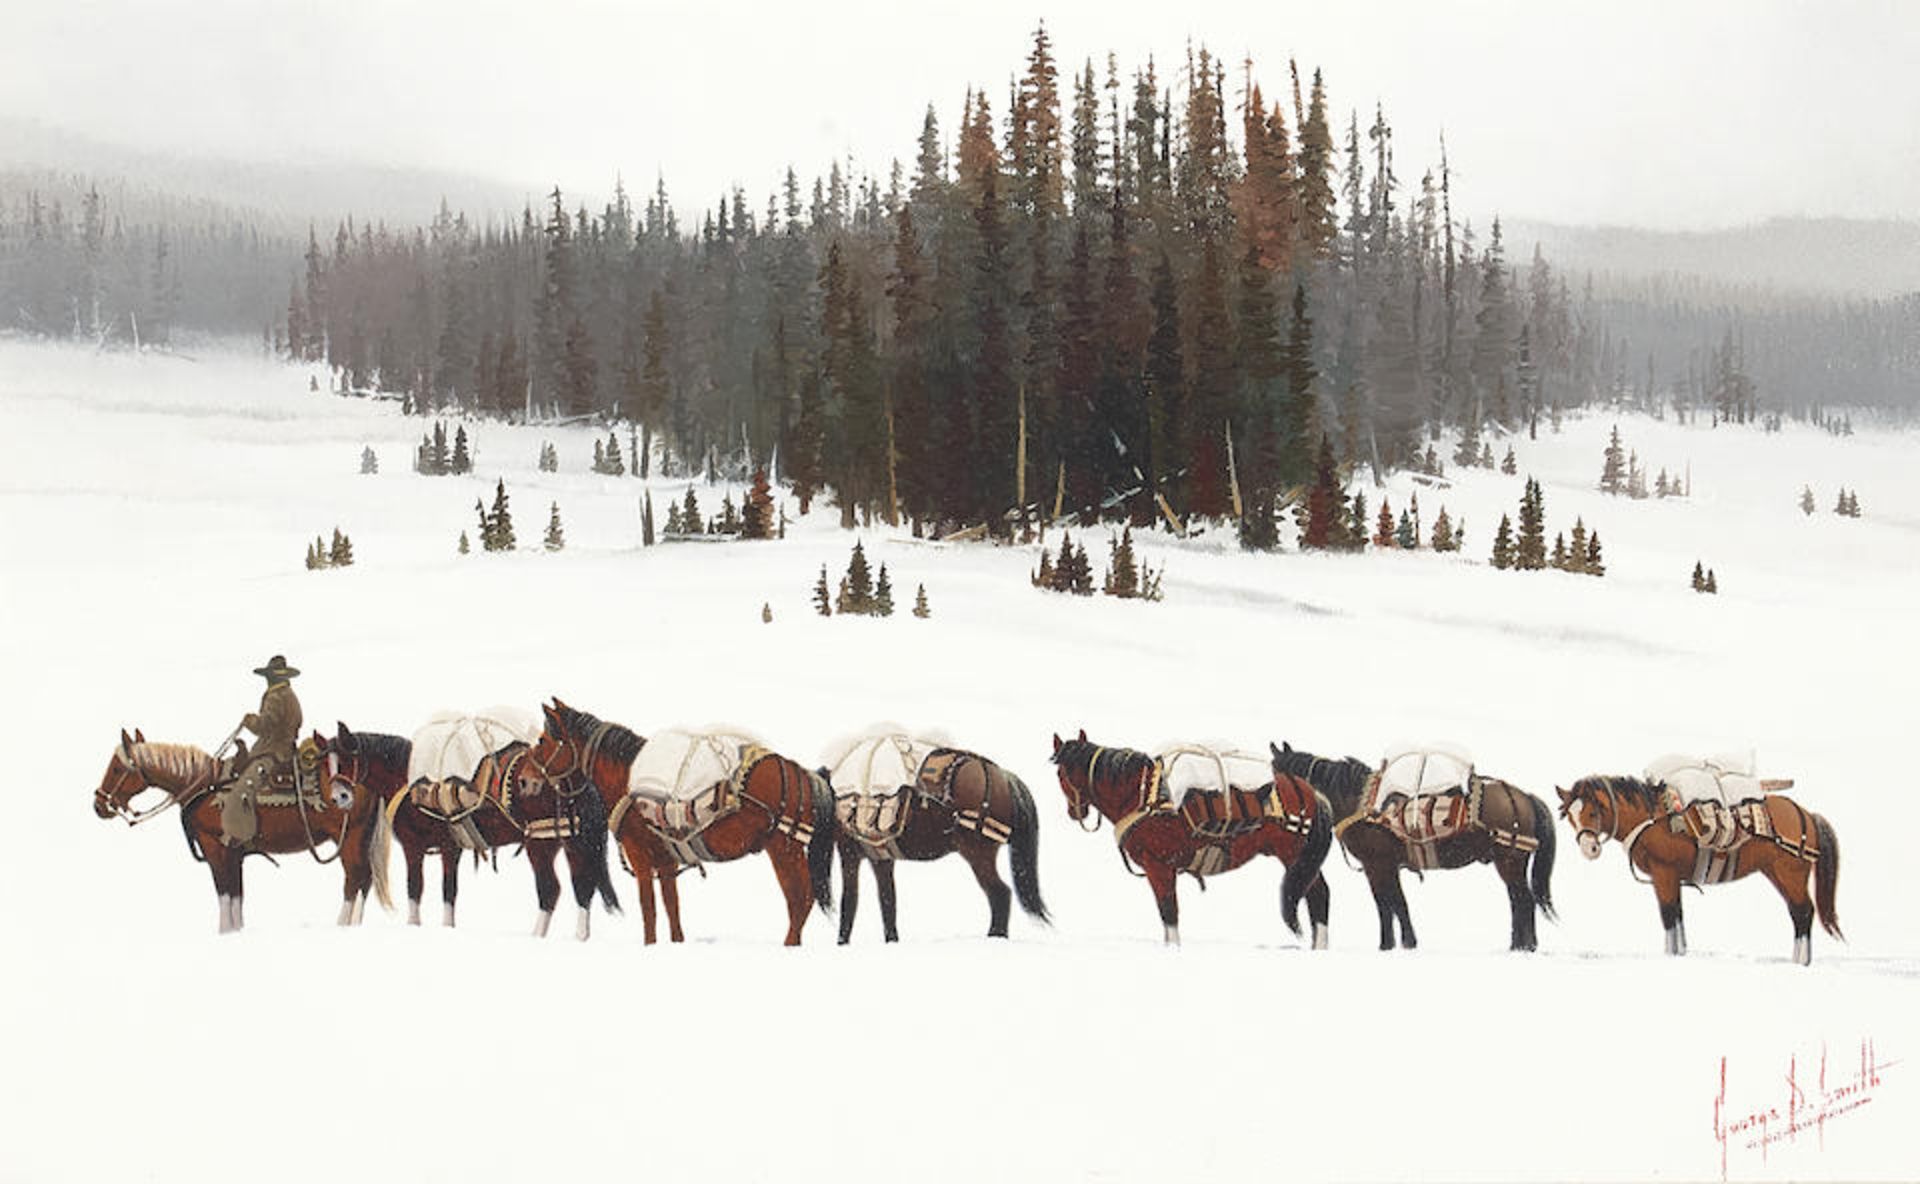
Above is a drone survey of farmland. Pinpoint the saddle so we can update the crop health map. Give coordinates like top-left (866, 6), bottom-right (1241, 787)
top-left (832, 742), bottom-right (1017, 858)
top-left (1375, 791), bottom-right (1472, 869)
top-left (835, 786), bottom-right (916, 857)
top-left (215, 750), bottom-right (321, 847)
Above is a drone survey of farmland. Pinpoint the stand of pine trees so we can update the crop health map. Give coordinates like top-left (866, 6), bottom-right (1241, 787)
top-left (262, 30), bottom-right (1751, 539)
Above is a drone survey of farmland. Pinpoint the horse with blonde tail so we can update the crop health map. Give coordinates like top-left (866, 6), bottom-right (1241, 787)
top-left (91, 728), bottom-right (385, 932)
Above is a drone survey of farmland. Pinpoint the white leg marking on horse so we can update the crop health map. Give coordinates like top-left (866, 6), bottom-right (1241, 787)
top-left (351, 895), bottom-right (366, 926)
top-left (1795, 935), bottom-right (1811, 966)
top-left (408, 900), bottom-right (421, 926)
top-left (576, 910), bottom-right (591, 941)
top-left (1163, 924), bottom-right (1180, 947)
top-left (443, 903), bottom-right (456, 928)
top-left (336, 900), bottom-right (354, 926)
top-left (1312, 922), bottom-right (1329, 951)
top-left (533, 910), bottom-right (553, 938)
top-left (1665, 927), bottom-right (1678, 956)
top-left (1677, 922), bottom-right (1688, 956)
top-left (234, 896), bottom-right (244, 930)
top-left (218, 895), bottom-right (233, 934)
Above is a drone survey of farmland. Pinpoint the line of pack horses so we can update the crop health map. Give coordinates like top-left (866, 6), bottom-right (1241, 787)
top-left (90, 704), bottom-right (1844, 965)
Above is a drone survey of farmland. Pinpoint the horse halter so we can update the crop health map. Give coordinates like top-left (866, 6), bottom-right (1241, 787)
top-left (1563, 782), bottom-right (1622, 856)
top-left (95, 748), bottom-right (147, 819)
top-left (525, 726), bottom-right (589, 798)
top-left (1060, 746), bottom-right (1104, 832)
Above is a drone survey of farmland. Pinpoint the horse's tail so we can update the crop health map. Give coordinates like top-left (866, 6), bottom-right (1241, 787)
top-left (1007, 772), bottom-right (1051, 925)
top-left (570, 787), bottom-right (622, 914)
top-left (1813, 812), bottom-right (1843, 939)
top-left (807, 770), bottom-right (836, 915)
top-left (368, 793), bottom-right (395, 912)
top-left (1528, 791), bottom-right (1559, 923)
top-left (1281, 790), bottom-right (1333, 937)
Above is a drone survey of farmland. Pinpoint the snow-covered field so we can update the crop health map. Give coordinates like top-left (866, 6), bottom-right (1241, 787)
top-left (1, 338), bottom-right (1914, 1182)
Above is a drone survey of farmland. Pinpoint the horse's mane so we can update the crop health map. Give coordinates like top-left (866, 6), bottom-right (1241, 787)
top-left (1574, 774), bottom-right (1663, 810)
top-left (1051, 737), bottom-right (1154, 785)
top-left (128, 741), bottom-right (215, 783)
top-left (554, 705), bottom-right (644, 765)
top-left (1270, 745), bottom-right (1374, 812)
top-left (344, 731), bottom-right (412, 771)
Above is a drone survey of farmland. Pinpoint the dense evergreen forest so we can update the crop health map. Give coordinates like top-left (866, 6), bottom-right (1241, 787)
top-left (3, 29), bottom-right (1915, 534)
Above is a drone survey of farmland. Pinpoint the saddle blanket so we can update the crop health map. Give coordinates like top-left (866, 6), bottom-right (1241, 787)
top-left (1675, 798), bottom-right (1776, 853)
top-left (408, 709), bottom-right (540, 786)
top-left (1156, 745), bottom-right (1272, 806)
top-left (1646, 752), bottom-right (1769, 809)
top-left (627, 728), bottom-right (762, 800)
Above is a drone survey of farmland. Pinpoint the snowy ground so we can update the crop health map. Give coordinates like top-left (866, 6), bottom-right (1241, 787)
top-left (1, 338), bottom-right (1914, 1182)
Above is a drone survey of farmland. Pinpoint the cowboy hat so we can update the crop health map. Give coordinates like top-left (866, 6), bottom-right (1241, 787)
top-left (252, 655), bottom-right (301, 681)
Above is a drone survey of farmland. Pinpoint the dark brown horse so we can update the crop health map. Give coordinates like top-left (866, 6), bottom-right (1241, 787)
top-left (91, 728), bottom-right (386, 932)
top-left (315, 724), bottom-right (620, 938)
top-left (1271, 741), bottom-right (1558, 952)
top-left (1049, 731), bottom-right (1332, 947)
top-left (1558, 775), bottom-right (1841, 965)
top-left (527, 701), bottom-right (836, 946)
top-left (829, 736), bottom-right (1049, 943)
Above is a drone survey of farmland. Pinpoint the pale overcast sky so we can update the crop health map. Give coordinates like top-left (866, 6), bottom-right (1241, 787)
top-left (5, 0), bottom-right (1916, 230)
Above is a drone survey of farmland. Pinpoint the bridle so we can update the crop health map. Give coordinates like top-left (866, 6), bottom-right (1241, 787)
top-left (97, 746), bottom-right (205, 825)
top-left (1057, 745), bottom-right (1106, 832)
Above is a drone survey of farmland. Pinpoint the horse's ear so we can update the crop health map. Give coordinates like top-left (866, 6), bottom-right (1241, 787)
top-left (120, 728), bottom-right (134, 751)
top-left (337, 721), bottom-right (353, 740)
top-left (1051, 733), bottom-right (1063, 756)
top-left (552, 697), bottom-right (571, 713)
top-left (1283, 740), bottom-right (1293, 753)
top-left (1077, 728), bottom-right (1087, 743)
top-left (1555, 785), bottom-right (1572, 804)
top-left (1270, 741), bottom-right (1282, 760)
top-left (134, 728), bottom-right (146, 743)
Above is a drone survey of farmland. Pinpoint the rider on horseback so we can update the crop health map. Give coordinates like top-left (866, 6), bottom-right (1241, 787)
top-left (221, 655), bottom-right (304, 845)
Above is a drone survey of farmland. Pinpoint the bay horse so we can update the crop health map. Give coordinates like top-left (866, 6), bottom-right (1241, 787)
top-left (1558, 776), bottom-right (1841, 965)
top-left (830, 739), bottom-right (1050, 944)
top-left (527, 700), bottom-right (836, 946)
top-left (90, 728), bottom-right (386, 933)
top-left (1270, 741), bottom-right (1558, 952)
top-left (315, 723), bottom-right (620, 938)
top-left (1048, 731), bottom-right (1332, 947)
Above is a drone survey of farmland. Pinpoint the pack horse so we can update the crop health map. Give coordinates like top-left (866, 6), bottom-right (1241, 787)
top-left (1559, 755), bottom-right (1841, 964)
top-left (528, 701), bottom-right (837, 946)
top-left (1271, 741), bottom-right (1558, 952)
top-left (1050, 731), bottom-right (1332, 947)
top-left (826, 731), bottom-right (1049, 943)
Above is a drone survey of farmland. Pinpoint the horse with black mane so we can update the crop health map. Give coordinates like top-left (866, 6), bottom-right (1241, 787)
top-left (1270, 741), bottom-right (1558, 952)
top-left (1558, 774), bottom-right (1840, 965)
top-left (527, 700), bottom-right (836, 945)
top-left (1049, 730), bottom-right (1332, 947)
top-left (828, 732), bottom-right (1049, 943)
top-left (314, 722), bottom-right (620, 938)
top-left (91, 728), bottom-right (386, 932)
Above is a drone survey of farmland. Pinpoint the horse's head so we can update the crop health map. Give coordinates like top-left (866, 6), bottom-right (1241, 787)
top-left (527, 700), bottom-right (583, 791)
top-left (92, 729), bottom-right (148, 819)
top-left (1049, 729), bottom-right (1096, 824)
top-left (1559, 777), bottom-right (1629, 861)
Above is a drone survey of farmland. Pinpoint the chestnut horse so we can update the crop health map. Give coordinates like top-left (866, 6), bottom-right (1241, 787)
top-left (527, 701), bottom-right (836, 945)
top-left (1049, 731), bottom-right (1332, 947)
top-left (91, 728), bottom-right (386, 933)
top-left (1558, 776), bottom-right (1841, 965)
top-left (832, 744), bottom-right (1050, 944)
top-left (315, 724), bottom-right (620, 938)
top-left (1270, 741), bottom-right (1558, 952)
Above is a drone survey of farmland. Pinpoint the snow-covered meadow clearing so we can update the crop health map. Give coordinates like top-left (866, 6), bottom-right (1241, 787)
top-left (1, 338), bottom-right (1913, 1182)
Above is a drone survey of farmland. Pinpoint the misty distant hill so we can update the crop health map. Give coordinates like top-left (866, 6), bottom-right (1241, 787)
top-left (0, 117), bottom-right (533, 232)
top-left (1507, 217), bottom-right (1920, 301)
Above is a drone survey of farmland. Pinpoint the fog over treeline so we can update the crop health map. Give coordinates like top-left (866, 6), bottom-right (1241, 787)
top-left (1, 29), bottom-right (1915, 527)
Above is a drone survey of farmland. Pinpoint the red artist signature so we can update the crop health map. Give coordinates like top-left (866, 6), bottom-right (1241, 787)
top-left (1713, 1038), bottom-right (1896, 1180)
